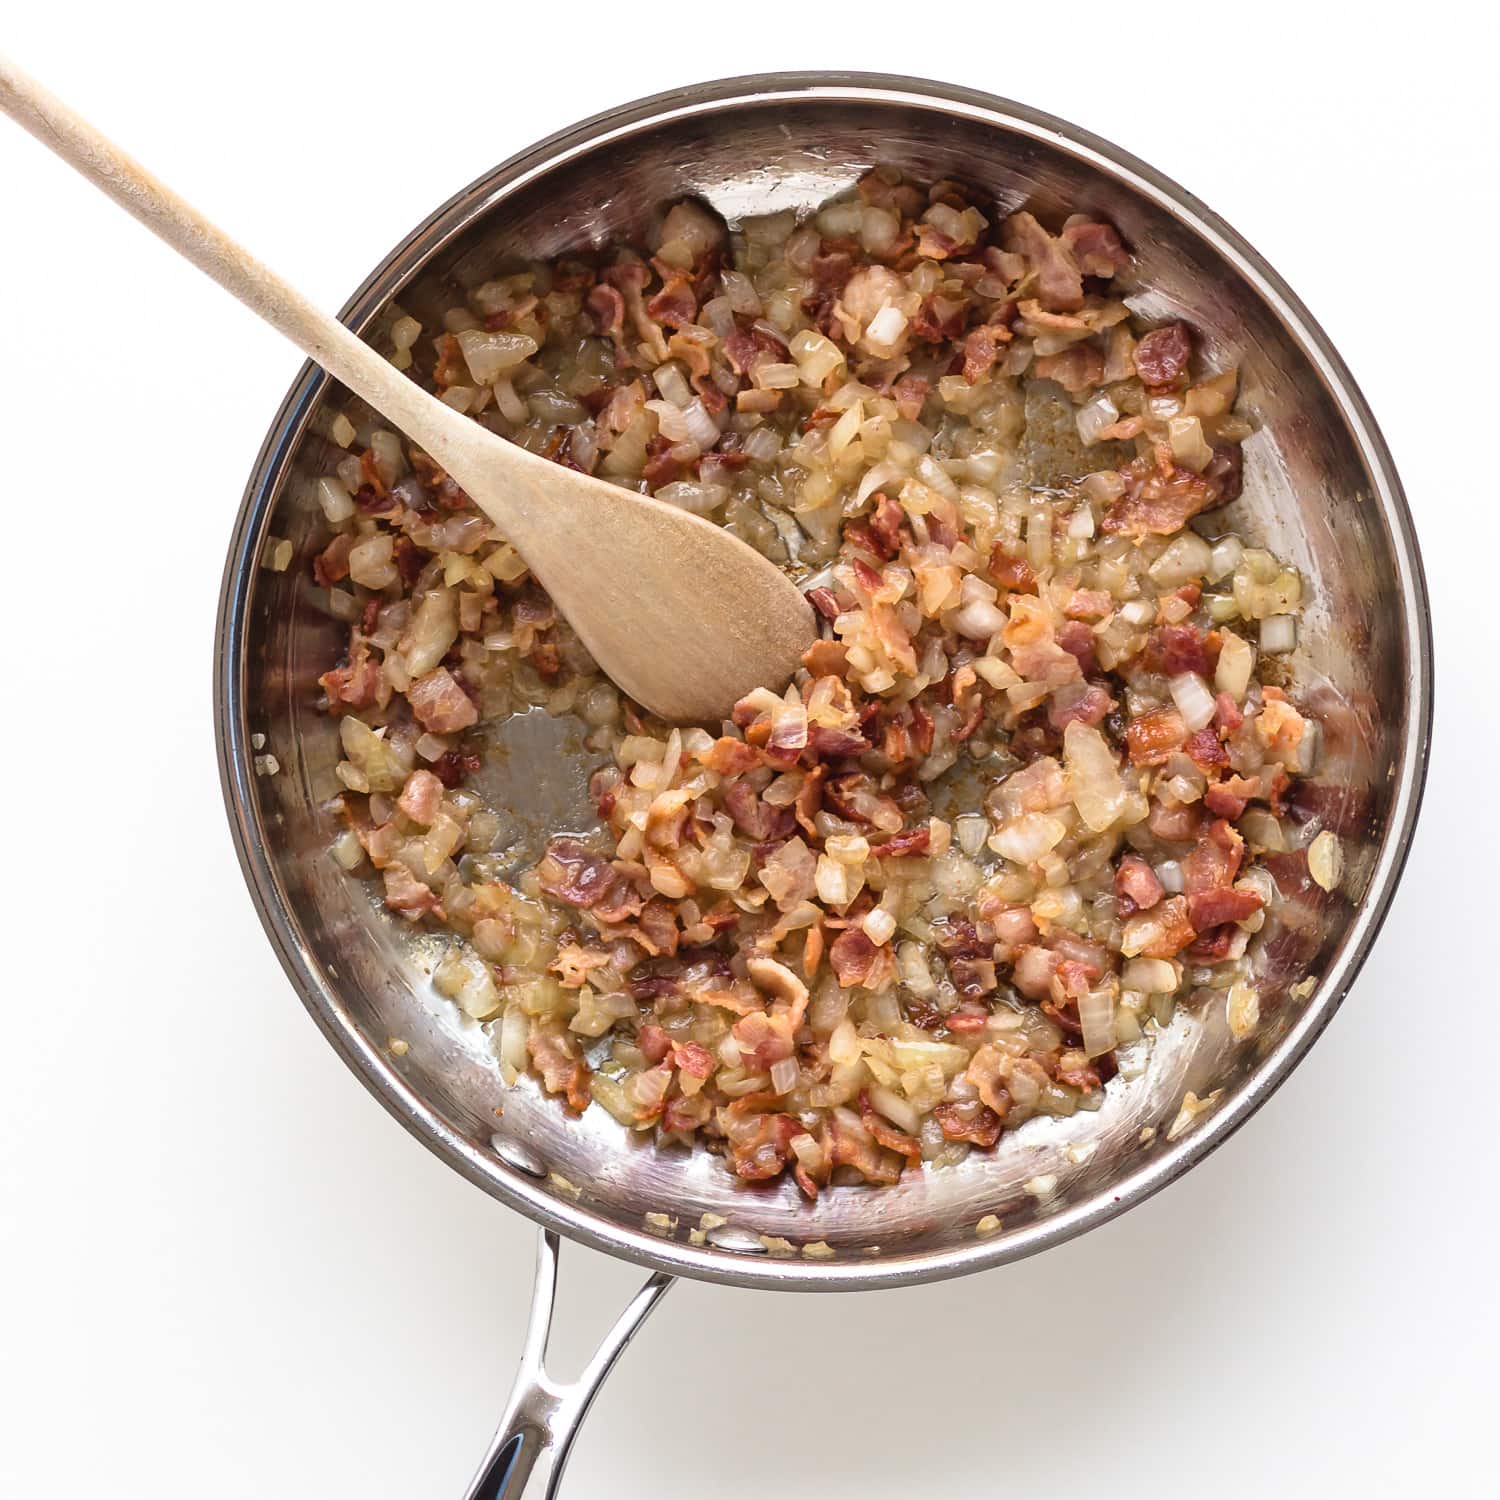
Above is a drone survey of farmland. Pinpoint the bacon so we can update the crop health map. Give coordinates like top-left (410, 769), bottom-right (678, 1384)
top-left (636, 897), bottom-right (680, 957)
top-left (1126, 707), bottom-right (1188, 766)
top-left (892, 373), bottom-right (930, 420)
top-left (662, 1093), bottom-right (712, 1134)
top-left (382, 864), bottom-right (439, 919)
top-left (1187, 924), bottom-right (1236, 961)
top-left (1055, 620), bottom-right (1098, 678)
top-left (396, 768), bottom-right (444, 826)
top-left (1185, 726), bottom-right (1229, 769)
top-left (1183, 818), bottom-right (1245, 894)
top-left (1188, 886), bottom-right (1263, 931)
top-left (933, 1099), bottom-right (1003, 1148)
top-left (807, 586), bottom-right (846, 622)
top-left (725, 1109), bottom-right (802, 1182)
top-left (1063, 588), bottom-right (1113, 622)
top-left (981, 548), bottom-right (1036, 598)
top-left (583, 281), bottom-right (626, 339)
top-left (829, 927), bottom-right (893, 989)
top-left (868, 492), bottom-right (907, 556)
top-left (431, 749), bottom-right (481, 788)
top-left (1148, 800), bottom-right (1203, 842)
top-left (319, 647), bottom-right (380, 710)
top-left (537, 838), bottom-right (621, 909)
top-left (407, 667), bottom-right (478, 733)
top-left (827, 1109), bottom-right (902, 1185)
top-left (1133, 322), bottom-right (1193, 387)
top-left (528, 1025), bottom-right (591, 1113)
top-left (1011, 942), bottom-right (1061, 1000)
top-left (637, 1023), bottom-right (672, 1065)
top-left (1143, 624), bottom-right (1216, 678)
top-left (810, 248), bottom-right (855, 291)
top-left (801, 639), bottom-right (849, 678)
top-left (859, 1093), bottom-right (922, 1167)
top-left (1115, 854), bottom-right (1164, 916)
top-left (824, 772), bottom-right (900, 827)
top-left (1059, 217), bottom-right (1131, 278)
top-left (313, 531), bottom-right (354, 586)
top-left (732, 1008), bottom-right (796, 1068)
top-left (1048, 682), bottom-right (1113, 731)
top-left (1102, 455), bottom-right (1221, 538)
top-left (963, 322), bottom-right (1010, 383)
top-left (1002, 211), bottom-right (1083, 311)
top-left (724, 780), bottom-right (786, 841)
top-left (701, 736), bottom-right (760, 774)
top-left (1034, 344), bottom-right (1105, 393)
top-left (872, 824), bottom-right (932, 859)
top-left (1122, 894), bottom-right (1196, 958)
top-left (646, 274), bottom-right (697, 329)
top-left (1204, 773), bottom-right (1261, 820)
top-left (1214, 692), bottom-right (1245, 732)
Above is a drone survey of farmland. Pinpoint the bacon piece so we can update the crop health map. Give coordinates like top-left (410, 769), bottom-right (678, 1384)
top-left (662, 1093), bottom-right (713, 1134)
top-left (1214, 692), bottom-right (1246, 732)
top-left (1011, 943), bottom-right (1061, 1000)
top-left (1048, 682), bottom-right (1113, 731)
top-left (807, 586), bottom-right (845, 621)
top-left (1034, 344), bottom-right (1104, 393)
top-left (963, 322), bottom-right (1011, 383)
top-left (872, 824), bottom-right (932, 859)
top-left (382, 864), bottom-right (439, 919)
top-left (313, 532), bottom-right (354, 586)
top-left (1187, 924), bottom-right (1236, 961)
top-left (1185, 726), bottom-right (1229, 769)
top-left (1063, 588), bottom-right (1113, 621)
top-left (536, 838), bottom-right (620, 909)
top-left (319, 647), bottom-right (380, 710)
top-left (586, 283), bottom-right (626, 339)
top-left (1122, 894), bottom-right (1196, 959)
top-left (892, 373), bottom-right (930, 420)
top-left (646, 274), bottom-right (697, 329)
top-left (1148, 800), bottom-right (1203, 842)
top-left (1002, 211), bottom-right (1083, 311)
top-left (725, 1110), bottom-right (802, 1182)
top-left (1102, 456), bottom-right (1221, 538)
top-left (1058, 217), bottom-right (1131, 278)
top-left (431, 749), bottom-right (481, 788)
top-left (1183, 818), bottom-right (1245, 894)
top-left (829, 928), bottom-right (893, 989)
top-left (1133, 322), bottom-right (1193, 387)
top-left (527, 1025), bottom-right (591, 1113)
top-left (933, 1099), bottom-right (1003, 1148)
top-left (1126, 708), bottom-right (1188, 766)
top-left (1143, 625), bottom-right (1216, 678)
top-left (827, 1110), bottom-right (902, 1186)
top-left (396, 768), bottom-right (444, 826)
top-left (1115, 854), bottom-right (1165, 916)
top-left (859, 1092), bottom-right (922, 1167)
top-left (801, 638), bottom-right (849, 678)
top-left (407, 667), bottom-right (478, 733)
top-left (724, 780), bottom-right (784, 841)
top-left (1204, 773), bottom-right (1261, 821)
top-left (989, 547), bottom-right (1038, 594)
top-left (636, 897), bottom-right (680, 957)
top-left (701, 736), bottom-right (760, 775)
top-left (1055, 620), bottom-right (1098, 677)
top-left (1188, 886), bottom-right (1263, 931)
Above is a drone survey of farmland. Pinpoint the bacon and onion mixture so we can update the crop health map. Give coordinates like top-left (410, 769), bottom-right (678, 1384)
top-left (314, 168), bottom-right (1321, 1196)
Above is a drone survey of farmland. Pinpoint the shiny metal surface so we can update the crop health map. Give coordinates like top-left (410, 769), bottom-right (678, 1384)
top-left (462, 1231), bottom-right (671, 1500)
top-left (216, 74), bottom-right (1432, 1301)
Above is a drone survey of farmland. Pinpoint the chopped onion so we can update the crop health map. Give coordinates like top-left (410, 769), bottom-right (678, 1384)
top-left (1167, 415), bottom-right (1213, 472)
top-left (1149, 532), bottom-right (1213, 588)
top-left (1169, 672), bottom-right (1216, 732)
top-left (861, 906), bottom-right (897, 946)
top-left (1215, 630), bottom-right (1255, 701)
top-left (315, 476), bottom-right (355, 524)
top-left (1122, 958), bottom-right (1178, 994)
top-left (1155, 859), bottom-right (1184, 893)
top-left (1078, 988), bottom-right (1117, 1058)
top-left (769, 1056), bottom-right (800, 1096)
top-left (1260, 614), bottom-right (1297, 654)
top-left (1226, 982), bottom-right (1260, 1039)
top-left (456, 328), bottom-right (538, 383)
top-left (1064, 721), bottom-right (1127, 831)
top-left (866, 304), bottom-right (908, 348)
top-left (1308, 830), bottom-right (1343, 891)
top-left (951, 596), bottom-right (1007, 640)
top-left (1207, 535), bottom-right (1243, 582)
top-left (1076, 391), bottom-right (1120, 445)
top-left (868, 1085), bottom-right (920, 1135)
top-left (990, 813), bottom-right (1067, 863)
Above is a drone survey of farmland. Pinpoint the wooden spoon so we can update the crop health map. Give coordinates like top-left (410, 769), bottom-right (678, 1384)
top-left (0, 57), bottom-right (816, 723)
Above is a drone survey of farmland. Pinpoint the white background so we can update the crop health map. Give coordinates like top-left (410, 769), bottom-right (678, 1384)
top-left (2, 5), bottom-right (1493, 1496)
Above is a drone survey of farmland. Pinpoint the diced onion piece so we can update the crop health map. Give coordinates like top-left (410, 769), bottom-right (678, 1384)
top-left (1155, 859), bottom-right (1184, 894)
top-left (653, 362), bottom-right (693, 407)
top-left (861, 906), bottom-right (897, 946)
top-left (1260, 614), bottom-right (1297, 654)
top-left (1064, 721), bottom-right (1126, 832)
top-left (330, 413), bottom-right (356, 448)
top-left (1227, 981), bottom-right (1260, 1039)
top-left (1207, 535), bottom-right (1243, 582)
top-left (330, 829), bottom-right (365, 870)
top-left (868, 1085), bottom-right (920, 1136)
top-left (951, 596), bottom-right (1007, 640)
top-left (769, 1056), bottom-right (800, 1096)
top-left (1149, 532), bottom-right (1212, 587)
top-left (456, 328), bottom-right (538, 383)
top-left (316, 476), bottom-right (356, 524)
top-left (1215, 630), bottom-right (1255, 701)
top-left (991, 813), bottom-right (1067, 863)
top-left (1308, 830), bottom-right (1343, 891)
top-left (1169, 672), bottom-right (1216, 733)
top-left (1078, 988), bottom-right (1117, 1058)
top-left (499, 1005), bottom-right (529, 1073)
top-left (1167, 415), bottom-right (1213, 472)
top-left (1122, 957), bottom-right (1179, 994)
top-left (866, 304), bottom-right (908, 348)
top-left (1076, 391), bottom-right (1119, 445)
top-left (954, 815), bottom-right (989, 857)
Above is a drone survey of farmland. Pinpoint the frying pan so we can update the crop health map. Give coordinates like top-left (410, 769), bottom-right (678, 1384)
top-left (214, 73), bottom-right (1432, 1498)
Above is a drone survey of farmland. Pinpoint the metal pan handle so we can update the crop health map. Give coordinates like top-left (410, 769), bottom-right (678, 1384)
top-left (463, 1230), bottom-right (674, 1500)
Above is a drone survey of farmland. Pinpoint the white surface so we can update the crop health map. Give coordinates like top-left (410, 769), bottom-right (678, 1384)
top-left (1, 6), bottom-right (1493, 1496)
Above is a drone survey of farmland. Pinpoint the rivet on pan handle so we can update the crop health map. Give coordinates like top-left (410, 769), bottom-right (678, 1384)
top-left (463, 1230), bottom-right (673, 1500)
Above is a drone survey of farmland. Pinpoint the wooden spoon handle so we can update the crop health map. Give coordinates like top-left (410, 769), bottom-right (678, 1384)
top-left (0, 54), bottom-right (487, 494)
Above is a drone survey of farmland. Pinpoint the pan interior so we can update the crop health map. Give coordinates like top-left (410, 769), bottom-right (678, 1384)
top-left (223, 81), bottom-right (1424, 1288)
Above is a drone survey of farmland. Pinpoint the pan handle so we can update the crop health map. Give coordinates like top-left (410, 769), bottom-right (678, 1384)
top-left (462, 1229), bottom-right (674, 1500)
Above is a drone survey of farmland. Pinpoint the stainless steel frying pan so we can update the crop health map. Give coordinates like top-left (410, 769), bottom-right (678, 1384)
top-left (214, 73), bottom-right (1432, 1498)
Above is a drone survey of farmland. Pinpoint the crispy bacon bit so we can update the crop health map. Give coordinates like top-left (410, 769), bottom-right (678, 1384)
top-left (1002, 211), bottom-right (1083, 311)
top-left (873, 824), bottom-right (932, 859)
top-left (859, 1093), bottom-right (922, 1167)
top-left (528, 1025), bottom-right (591, 1113)
top-left (963, 322), bottom-right (1011, 383)
top-left (1215, 692), bottom-right (1246, 732)
top-left (1048, 682), bottom-right (1113, 731)
top-left (646, 274), bottom-right (697, 329)
top-left (802, 638), bottom-right (849, 677)
top-left (537, 838), bottom-right (620, 909)
top-left (934, 1099), bottom-right (1003, 1148)
top-left (1115, 855), bottom-right (1165, 917)
top-left (382, 865), bottom-right (438, 919)
top-left (827, 1110), bottom-right (902, 1186)
top-left (1204, 773), bottom-right (1261, 821)
top-left (431, 750), bottom-right (481, 789)
top-left (1102, 455), bottom-right (1222, 538)
top-left (1188, 886), bottom-right (1263, 931)
top-left (1059, 217), bottom-right (1131, 277)
top-left (1183, 818), bottom-right (1246, 894)
top-left (1055, 621), bottom-right (1098, 677)
top-left (1185, 726), bottom-right (1229, 769)
top-left (1034, 344), bottom-right (1104, 393)
top-left (829, 927), bottom-right (889, 988)
top-left (725, 1109), bottom-right (802, 1182)
top-left (807, 586), bottom-right (845, 621)
top-left (1133, 322), bottom-right (1193, 387)
top-left (314, 532), bottom-right (354, 586)
top-left (407, 668), bottom-right (478, 733)
top-left (1126, 707), bottom-right (1188, 766)
top-left (892, 373), bottom-right (930, 420)
top-left (1122, 895), bottom-right (1197, 959)
top-left (319, 649), bottom-right (380, 710)
top-left (989, 547), bottom-right (1038, 594)
top-left (396, 769), bottom-right (444, 826)
top-left (1144, 624), bottom-right (1217, 678)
